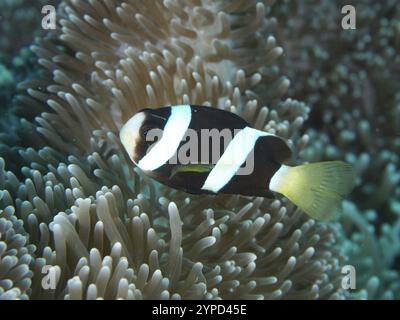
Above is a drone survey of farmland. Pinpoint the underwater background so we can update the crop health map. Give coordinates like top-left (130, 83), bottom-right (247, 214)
top-left (0, 0), bottom-right (399, 300)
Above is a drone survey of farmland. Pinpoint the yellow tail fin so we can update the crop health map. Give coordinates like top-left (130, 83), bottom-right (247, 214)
top-left (269, 161), bottom-right (356, 221)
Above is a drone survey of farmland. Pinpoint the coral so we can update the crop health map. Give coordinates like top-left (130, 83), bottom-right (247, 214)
top-left (0, 0), bottom-right (349, 299)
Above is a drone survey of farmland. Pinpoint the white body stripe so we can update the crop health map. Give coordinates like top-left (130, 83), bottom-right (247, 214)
top-left (201, 126), bottom-right (268, 193)
top-left (137, 105), bottom-right (192, 171)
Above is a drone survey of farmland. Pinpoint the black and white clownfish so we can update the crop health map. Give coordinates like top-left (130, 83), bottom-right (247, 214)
top-left (120, 104), bottom-right (355, 221)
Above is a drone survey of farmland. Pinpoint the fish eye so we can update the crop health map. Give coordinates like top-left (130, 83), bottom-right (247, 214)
top-left (140, 124), bottom-right (157, 140)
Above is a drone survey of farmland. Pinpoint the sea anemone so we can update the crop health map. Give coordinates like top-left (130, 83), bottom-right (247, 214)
top-left (271, 0), bottom-right (400, 299)
top-left (3, 0), bottom-right (391, 300)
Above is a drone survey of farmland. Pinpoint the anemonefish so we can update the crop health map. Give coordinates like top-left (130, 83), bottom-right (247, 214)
top-left (120, 104), bottom-right (355, 221)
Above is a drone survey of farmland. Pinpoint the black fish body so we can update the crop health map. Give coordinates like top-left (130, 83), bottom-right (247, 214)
top-left (120, 104), bottom-right (355, 221)
top-left (120, 105), bottom-right (291, 197)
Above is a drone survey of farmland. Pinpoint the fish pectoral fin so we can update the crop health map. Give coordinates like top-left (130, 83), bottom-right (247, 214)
top-left (170, 164), bottom-right (214, 178)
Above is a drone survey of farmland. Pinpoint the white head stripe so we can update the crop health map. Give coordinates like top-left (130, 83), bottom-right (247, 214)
top-left (201, 127), bottom-right (268, 193)
top-left (119, 112), bottom-right (146, 162)
top-left (137, 105), bottom-right (192, 171)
